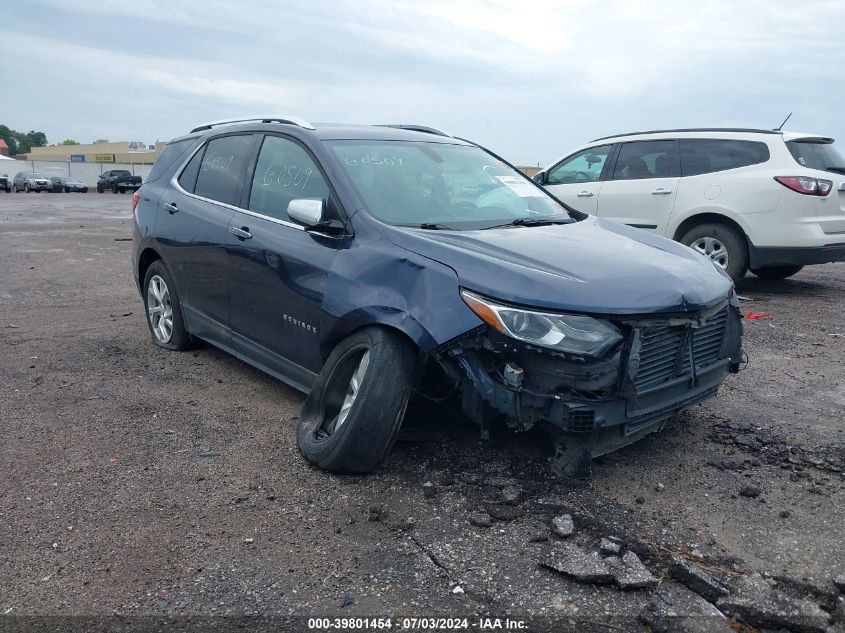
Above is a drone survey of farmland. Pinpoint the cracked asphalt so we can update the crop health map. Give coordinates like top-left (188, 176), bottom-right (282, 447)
top-left (1, 193), bottom-right (843, 632)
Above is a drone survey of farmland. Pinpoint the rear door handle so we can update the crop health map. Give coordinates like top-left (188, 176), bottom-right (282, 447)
top-left (163, 202), bottom-right (178, 214)
top-left (230, 226), bottom-right (253, 240)
top-left (651, 188), bottom-right (672, 195)
top-left (576, 191), bottom-right (594, 198)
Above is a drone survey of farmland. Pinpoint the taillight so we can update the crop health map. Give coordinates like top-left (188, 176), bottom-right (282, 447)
top-left (774, 176), bottom-right (833, 196)
top-left (131, 190), bottom-right (140, 213)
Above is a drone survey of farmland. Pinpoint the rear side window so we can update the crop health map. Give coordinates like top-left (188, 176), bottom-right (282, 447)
top-left (178, 145), bottom-right (205, 193)
top-left (148, 138), bottom-right (196, 182)
top-left (680, 139), bottom-right (770, 176)
top-left (786, 140), bottom-right (844, 172)
top-left (248, 135), bottom-right (330, 222)
top-left (193, 134), bottom-right (254, 205)
top-left (612, 140), bottom-right (679, 180)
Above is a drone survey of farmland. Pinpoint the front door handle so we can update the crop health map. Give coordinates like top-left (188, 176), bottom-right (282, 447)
top-left (576, 191), bottom-right (594, 198)
top-left (651, 188), bottom-right (673, 195)
top-left (163, 202), bottom-right (178, 214)
top-left (230, 226), bottom-right (253, 240)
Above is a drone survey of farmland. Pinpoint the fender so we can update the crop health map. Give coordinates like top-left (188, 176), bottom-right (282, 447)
top-left (668, 204), bottom-right (758, 245)
top-left (319, 218), bottom-right (482, 359)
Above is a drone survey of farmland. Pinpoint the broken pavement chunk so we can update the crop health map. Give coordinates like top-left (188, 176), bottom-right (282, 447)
top-left (608, 551), bottom-right (657, 590)
top-left (716, 573), bottom-right (827, 633)
top-left (669, 557), bottom-right (729, 603)
top-left (542, 542), bottom-right (613, 584)
top-left (599, 537), bottom-right (622, 556)
top-left (551, 513), bottom-right (574, 538)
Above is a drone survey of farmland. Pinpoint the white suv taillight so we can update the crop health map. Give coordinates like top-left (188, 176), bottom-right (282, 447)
top-left (774, 176), bottom-right (833, 196)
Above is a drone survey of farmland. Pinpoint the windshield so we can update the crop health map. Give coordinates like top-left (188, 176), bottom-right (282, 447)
top-left (786, 140), bottom-right (845, 172)
top-left (24, 172), bottom-right (41, 178)
top-left (63, 177), bottom-right (81, 183)
top-left (328, 141), bottom-right (570, 229)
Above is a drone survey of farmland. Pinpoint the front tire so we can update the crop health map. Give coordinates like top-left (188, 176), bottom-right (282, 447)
top-left (750, 264), bottom-right (804, 280)
top-left (142, 261), bottom-right (193, 351)
top-left (680, 223), bottom-right (748, 282)
top-left (112, 184), bottom-right (119, 194)
top-left (24, 183), bottom-right (30, 193)
top-left (297, 327), bottom-right (417, 474)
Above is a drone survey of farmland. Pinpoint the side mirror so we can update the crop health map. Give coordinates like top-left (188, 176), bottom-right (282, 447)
top-left (287, 198), bottom-right (325, 227)
top-left (533, 171), bottom-right (546, 185)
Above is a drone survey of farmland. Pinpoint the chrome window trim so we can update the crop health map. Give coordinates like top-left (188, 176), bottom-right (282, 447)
top-left (169, 137), bottom-right (307, 232)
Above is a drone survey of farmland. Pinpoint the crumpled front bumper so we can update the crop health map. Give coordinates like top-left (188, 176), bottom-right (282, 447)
top-left (437, 303), bottom-right (743, 451)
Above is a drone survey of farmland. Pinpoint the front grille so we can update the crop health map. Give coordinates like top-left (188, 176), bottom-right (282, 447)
top-left (633, 309), bottom-right (728, 392)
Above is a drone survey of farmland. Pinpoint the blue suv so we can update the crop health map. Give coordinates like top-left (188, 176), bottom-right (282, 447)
top-left (132, 117), bottom-right (743, 476)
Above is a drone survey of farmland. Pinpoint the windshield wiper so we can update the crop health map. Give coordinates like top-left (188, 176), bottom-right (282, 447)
top-left (481, 217), bottom-right (573, 230)
top-left (417, 222), bottom-right (455, 230)
top-left (826, 166), bottom-right (845, 175)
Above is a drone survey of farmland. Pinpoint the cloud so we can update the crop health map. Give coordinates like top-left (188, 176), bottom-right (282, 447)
top-left (2, 0), bottom-right (844, 164)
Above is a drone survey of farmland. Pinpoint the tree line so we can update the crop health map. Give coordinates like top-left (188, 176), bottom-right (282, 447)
top-left (0, 125), bottom-right (50, 155)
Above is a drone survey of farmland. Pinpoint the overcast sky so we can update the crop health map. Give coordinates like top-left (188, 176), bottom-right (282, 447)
top-left (2, 0), bottom-right (844, 165)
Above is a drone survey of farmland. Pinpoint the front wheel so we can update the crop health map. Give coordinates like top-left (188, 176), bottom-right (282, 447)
top-left (297, 327), bottom-right (417, 474)
top-left (750, 264), bottom-right (804, 280)
top-left (142, 261), bottom-right (193, 351)
top-left (112, 184), bottom-right (119, 194)
top-left (680, 223), bottom-right (748, 283)
top-left (24, 183), bottom-right (30, 193)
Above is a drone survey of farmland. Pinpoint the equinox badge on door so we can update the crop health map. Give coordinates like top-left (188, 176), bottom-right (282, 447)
top-left (283, 314), bottom-right (318, 335)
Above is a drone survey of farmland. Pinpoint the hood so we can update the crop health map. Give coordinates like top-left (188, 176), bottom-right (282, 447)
top-left (386, 216), bottom-right (732, 315)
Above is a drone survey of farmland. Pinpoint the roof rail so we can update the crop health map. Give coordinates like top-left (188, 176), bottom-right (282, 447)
top-left (376, 124), bottom-right (451, 137)
top-left (190, 116), bottom-right (315, 133)
top-left (591, 127), bottom-right (782, 142)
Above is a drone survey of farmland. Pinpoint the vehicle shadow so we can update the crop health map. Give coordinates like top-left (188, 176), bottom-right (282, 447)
top-left (735, 275), bottom-right (829, 295)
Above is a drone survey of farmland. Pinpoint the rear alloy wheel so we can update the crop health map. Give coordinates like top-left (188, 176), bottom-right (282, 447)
top-left (680, 223), bottom-right (748, 283)
top-left (750, 264), bottom-right (804, 280)
top-left (297, 327), bottom-right (417, 474)
top-left (142, 261), bottom-right (193, 351)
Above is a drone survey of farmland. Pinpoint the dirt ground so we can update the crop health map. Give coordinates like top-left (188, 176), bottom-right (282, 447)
top-left (1, 193), bottom-right (843, 632)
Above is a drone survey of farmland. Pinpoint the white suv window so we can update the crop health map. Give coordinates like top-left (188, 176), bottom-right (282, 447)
top-left (611, 140), bottom-right (680, 180)
top-left (547, 145), bottom-right (612, 185)
top-left (680, 139), bottom-right (769, 176)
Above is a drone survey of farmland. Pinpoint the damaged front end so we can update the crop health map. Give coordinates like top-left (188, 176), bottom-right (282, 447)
top-left (434, 290), bottom-right (744, 477)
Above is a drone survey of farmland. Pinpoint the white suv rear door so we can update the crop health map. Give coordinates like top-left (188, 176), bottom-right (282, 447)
top-left (595, 139), bottom-right (680, 234)
top-left (542, 144), bottom-right (613, 214)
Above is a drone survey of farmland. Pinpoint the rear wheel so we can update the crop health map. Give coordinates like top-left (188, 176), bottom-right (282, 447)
top-left (680, 223), bottom-right (748, 282)
top-left (750, 264), bottom-right (804, 280)
top-left (297, 327), bottom-right (417, 474)
top-left (142, 261), bottom-right (193, 351)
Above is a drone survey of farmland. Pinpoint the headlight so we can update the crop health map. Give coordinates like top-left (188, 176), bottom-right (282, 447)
top-left (461, 289), bottom-right (623, 357)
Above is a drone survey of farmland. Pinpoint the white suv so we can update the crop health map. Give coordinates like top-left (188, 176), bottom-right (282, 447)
top-left (533, 128), bottom-right (845, 282)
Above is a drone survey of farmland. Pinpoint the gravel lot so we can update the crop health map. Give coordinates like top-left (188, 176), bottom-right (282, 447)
top-left (1, 193), bottom-right (844, 632)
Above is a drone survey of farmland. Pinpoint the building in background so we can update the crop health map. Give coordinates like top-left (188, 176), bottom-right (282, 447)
top-left (0, 138), bottom-right (9, 157)
top-left (26, 141), bottom-right (163, 164)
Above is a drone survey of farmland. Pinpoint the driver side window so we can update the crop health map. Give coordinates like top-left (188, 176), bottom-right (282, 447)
top-left (547, 145), bottom-right (612, 185)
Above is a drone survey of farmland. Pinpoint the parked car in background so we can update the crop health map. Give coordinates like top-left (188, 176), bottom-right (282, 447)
top-left (97, 169), bottom-right (142, 193)
top-left (12, 171), bottom-right (51, 192)
top-left (132, 117), bottom-right (742, 477)
top-left (534, 128), bottom-right (845, 281)
top-left (0, 174), bottom-right (11, 192)
top-left (49, 176), bottom-right (88, 193)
